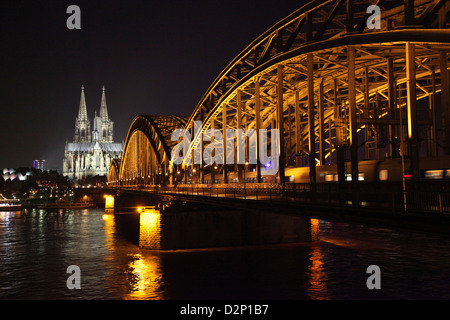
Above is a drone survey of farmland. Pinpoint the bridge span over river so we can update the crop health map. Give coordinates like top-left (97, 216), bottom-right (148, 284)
top-left (102, 0), bottom-right (450, 233)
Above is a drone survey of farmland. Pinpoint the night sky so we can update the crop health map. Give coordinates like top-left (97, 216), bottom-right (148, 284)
top-left (0, 0), bottom-right (305, 171)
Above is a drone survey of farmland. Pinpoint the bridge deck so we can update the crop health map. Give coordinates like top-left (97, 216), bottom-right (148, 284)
top-left (107, 182), bottom-right (450, 234)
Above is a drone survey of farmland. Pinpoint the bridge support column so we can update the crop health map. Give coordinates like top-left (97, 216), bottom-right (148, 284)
top-left (294, 90), bottom-right (302, 168)
top-left (255, 78), bottom-right (262, 183)
top-left (200, 109), bottom-right (205, 184)
top-left (406, 42), bottom-right (420, 181)
top-left (211, 117), bottom-right (216, 184)
top-left (170, 165), bottom-right (175, 186)
top-left (387, 57), bottom-right (398, 158)
top-left (222, 104), bottom-right (228, 184)
top-left (277, 64), bottom-right (285, 183)
top-left (237, 90), bottom-right (244, 182)
top-left (441, 51), bottom-right (450, 155)
top-left (307, 54), bottom-right (316, 191)
top-left (347, 46), bottom-right (359, 187)
top-left (427, 69), bottom-right (437, 157)
top-left (318, 79), bottom-right (325, 165)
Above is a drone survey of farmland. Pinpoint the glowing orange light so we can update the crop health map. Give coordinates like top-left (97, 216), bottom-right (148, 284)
top-left (105, 195), bottom-right (115, 209)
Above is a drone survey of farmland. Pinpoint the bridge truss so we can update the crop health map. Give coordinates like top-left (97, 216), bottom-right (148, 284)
top-left (109, 0), bottom-right (450, 188)
top-left (108, 115), bottom-right (187, 186)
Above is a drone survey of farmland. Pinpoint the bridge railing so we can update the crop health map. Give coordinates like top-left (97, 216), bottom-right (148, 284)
top-left (159, 182), bottom-right (450, 215)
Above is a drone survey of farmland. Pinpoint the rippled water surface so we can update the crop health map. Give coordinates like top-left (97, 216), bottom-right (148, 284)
top-left (1, 208), bottom-right (450, 300)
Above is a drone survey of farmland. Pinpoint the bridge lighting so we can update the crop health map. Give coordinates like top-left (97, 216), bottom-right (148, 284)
top-left (139, 209), bottom-right (162, 248)
top-left (107, 1), bottom-right (449, 188)
top-left (105, 195), bottom-right (114, 209)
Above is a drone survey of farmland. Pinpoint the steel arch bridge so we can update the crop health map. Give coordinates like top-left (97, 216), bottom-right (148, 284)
top-left (108, 115), bottom-right (187, 186)
top-left (108, 0), bottom-right (450, 188)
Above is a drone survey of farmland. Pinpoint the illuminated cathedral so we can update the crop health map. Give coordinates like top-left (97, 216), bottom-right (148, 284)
top-left (63, 86), bottom-right (123, 181)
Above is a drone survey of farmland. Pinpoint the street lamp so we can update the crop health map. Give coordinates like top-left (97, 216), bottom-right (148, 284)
top-left (213, 165), bottom-right (218, 184)
top-left (244, 161), bottom-right (249, 186)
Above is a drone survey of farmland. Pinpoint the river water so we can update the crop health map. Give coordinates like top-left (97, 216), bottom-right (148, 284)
top-left (1, 207), bottom-right (450, 300)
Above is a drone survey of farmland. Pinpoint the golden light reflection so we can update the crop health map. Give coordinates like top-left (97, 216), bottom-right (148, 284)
top-left (102, 212), bottom-right (115, 249)
top-left (126, 253), bottom-right (163, 300)
top-left (306, 244), bottom-right (330, 300)
top-left (310, 219), bottom-right (319, 241)
top-left (101, 209), bottom-right (164, 300)
top-left (139, 209), bottom-right (161, 249)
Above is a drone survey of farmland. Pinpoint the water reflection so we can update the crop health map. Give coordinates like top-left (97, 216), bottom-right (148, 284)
top-left (0, 211), bottom-right (15, 219)
top-left (310, 218), bottom-right (320, 241)
top-left (126, 253), bottom-right (163, 300)
top-left (306, 244), bottom-right (329, 300)
top-left (5, 205), bottom-right (450, 299)
top-left (102, 212), bottom-right (115, 249)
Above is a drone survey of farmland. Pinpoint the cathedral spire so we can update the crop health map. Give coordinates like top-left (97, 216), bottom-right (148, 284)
top-left (78, 85), bottom-right (88, 120)
top-left (99, 86), bottom-right (109, 120)
top-left (74, 85), bottom-right (91, 143)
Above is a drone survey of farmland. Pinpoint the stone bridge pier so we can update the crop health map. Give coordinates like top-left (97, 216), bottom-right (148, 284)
top-left (107, 192), bottom-right (319, 250)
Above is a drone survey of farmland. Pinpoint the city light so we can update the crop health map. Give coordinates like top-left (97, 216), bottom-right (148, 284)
top-left (105, 195), bottom-right (115, 209)
top-left (1, 0), bottom-right (449, 303)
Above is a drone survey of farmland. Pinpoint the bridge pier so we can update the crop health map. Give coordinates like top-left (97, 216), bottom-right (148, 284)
top-left (106, 192), bottom-right (319, 250)
top-left (138, 208), bottom-right (319, 250)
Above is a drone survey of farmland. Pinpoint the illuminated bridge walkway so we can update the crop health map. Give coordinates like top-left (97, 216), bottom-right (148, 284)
top-left (107, 0), bottom-right (450, 219)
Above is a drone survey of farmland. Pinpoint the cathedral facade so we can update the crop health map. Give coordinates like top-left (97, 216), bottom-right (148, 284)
top-left (63, 86), bottom-right (123, 181)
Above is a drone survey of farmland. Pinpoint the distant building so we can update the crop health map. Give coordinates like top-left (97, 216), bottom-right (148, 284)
top-left (33, 159), bottom-right (45, 171)
top-left (63, 86), bottom-right (123, 181)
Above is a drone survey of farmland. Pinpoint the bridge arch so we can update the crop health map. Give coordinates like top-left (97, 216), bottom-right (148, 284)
top-left (181, 0), bottom-right (450, 185)
top-left (110, 0), bottom-right (449, 187)
top-left (107, 158), bottom-right (121, 186)
top-left (108, 115), bottom-right (186, 186)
